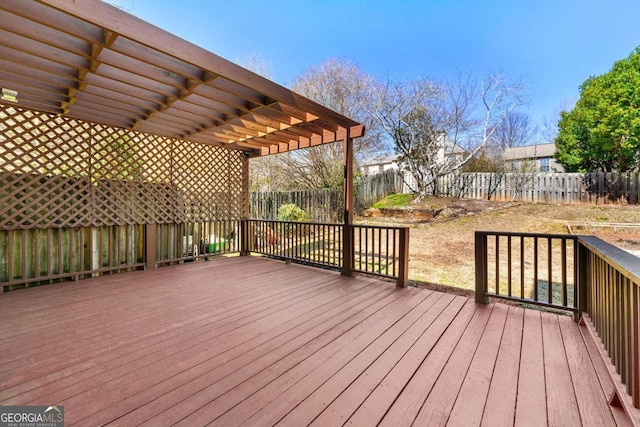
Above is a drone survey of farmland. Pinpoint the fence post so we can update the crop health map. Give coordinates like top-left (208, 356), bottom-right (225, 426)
top-left (475, 231), bottom-right (489, 304)
top-left (397, 227), bottom-right (410, 288)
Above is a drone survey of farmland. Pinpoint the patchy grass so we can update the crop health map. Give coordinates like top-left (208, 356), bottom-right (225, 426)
top-left (371, 193), bottom-right (415, 209)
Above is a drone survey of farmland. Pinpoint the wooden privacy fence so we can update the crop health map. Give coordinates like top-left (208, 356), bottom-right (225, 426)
top-left (251, 189), bottom-right (342, 223)
top-left (476, 230), bottom-right (640, 408)
top-left (431, 171), bottom-right (640, 204)
top-left (250, 170), bottom-right (403, 222)
top-left (245, 219), bottom-right (410, 287)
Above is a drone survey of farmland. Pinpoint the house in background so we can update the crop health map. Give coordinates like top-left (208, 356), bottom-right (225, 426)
top-left (361, 154), bottom-right (400, 176)
top-left (503, 143), bottom-right (565, 173)
top-left (361, 140), bottom-right (467, 176)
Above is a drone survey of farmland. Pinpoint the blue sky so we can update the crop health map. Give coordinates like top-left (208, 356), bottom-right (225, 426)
top-left (116, 0), bottom-right (640, 136)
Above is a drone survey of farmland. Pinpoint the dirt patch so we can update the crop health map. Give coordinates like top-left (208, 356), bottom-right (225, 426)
top-left (362, 207), bottom-right (436, 220)
top-left (357, 198), bottom-right (640, 291)
top-left (362, 197), bottom-right (516, 224)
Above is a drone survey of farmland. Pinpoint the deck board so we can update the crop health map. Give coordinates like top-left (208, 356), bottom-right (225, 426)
top-left (542, 312), bottom-right (582, 426)
top-left (515, 309), bottom-right (548, 427)
top-left (481, 306), bottom-right (524, 427)
top-left (447, 303), bottom-right (509, 427)
top-left (0, 256), bottom-right (631, 426)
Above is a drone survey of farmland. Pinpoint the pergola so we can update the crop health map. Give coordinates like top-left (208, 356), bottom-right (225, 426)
top-left (0, 0), bottom-right (366, 283)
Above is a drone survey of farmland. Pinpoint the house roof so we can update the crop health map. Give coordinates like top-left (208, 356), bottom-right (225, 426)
top-left (0, 0), bottom-right (363, 157)
top-left (503, 143), bottom-right (557, 161)
top-left (363, 154), bottom-right (400, 166)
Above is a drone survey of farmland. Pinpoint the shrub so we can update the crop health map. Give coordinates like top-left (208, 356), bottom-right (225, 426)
top-left (277, 203), bottom-right (309, 222)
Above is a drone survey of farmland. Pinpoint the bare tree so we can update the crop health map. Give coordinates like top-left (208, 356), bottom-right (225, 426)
top-left (278, 58), bottom-right (386, 189)
top-left (239, 54), bottom-right (290, 191)
top-left (463, 111), bottom-right (535, 199)
top-left (103, 0), bottom-right (133, 11)
top-left (489, 111), bottom-right (537, 151)
top-left (368, 72), bottom-right (524, 200)
top-left (237, 52), bottom-right (273, 80)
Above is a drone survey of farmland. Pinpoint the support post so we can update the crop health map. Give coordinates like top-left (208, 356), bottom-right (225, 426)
top-left (145, 223), bottom-right (157, 270)
top-left (475, 231), bottom-right (489, 304)
top-left (341, 130), bottom-right (354, 277)
top-left (240, 153), bottom-right (250, 256)
top-left (397, 227), bottom-right (410, 288)
top-left (240, 219), bottom-right (250, 256)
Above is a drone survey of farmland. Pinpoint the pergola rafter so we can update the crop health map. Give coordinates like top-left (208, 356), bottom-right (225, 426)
top-left (0, 0), bottom-right (364, 156)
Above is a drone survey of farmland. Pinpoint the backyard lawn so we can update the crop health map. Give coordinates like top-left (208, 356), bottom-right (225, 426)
top-left (359, 197), bottom-right (640, 292)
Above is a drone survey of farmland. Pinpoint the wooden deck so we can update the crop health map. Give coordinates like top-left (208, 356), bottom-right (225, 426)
top-left (0, 256), bottom-right (631, 426)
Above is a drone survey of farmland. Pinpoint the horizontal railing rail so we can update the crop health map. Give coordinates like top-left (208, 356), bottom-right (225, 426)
top-left (475, 230), bottom-right (640, 408)
top-left (475, 231), bottom-right (579, 314)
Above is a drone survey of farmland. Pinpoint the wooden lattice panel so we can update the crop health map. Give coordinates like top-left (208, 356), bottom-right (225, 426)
top-left (0, 107), bottom-right (93, 229)
top-left (1, 104), bottom-right (244, 229)
top-left (172, 142), bottom-right (244, 221)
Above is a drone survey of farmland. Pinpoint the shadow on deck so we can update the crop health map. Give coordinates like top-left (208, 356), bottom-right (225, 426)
top-left (0, 257), bottom-right (632, 426)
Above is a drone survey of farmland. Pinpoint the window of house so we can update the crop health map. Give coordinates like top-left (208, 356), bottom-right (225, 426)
top-left (539, 157), bottom-right (550, 172)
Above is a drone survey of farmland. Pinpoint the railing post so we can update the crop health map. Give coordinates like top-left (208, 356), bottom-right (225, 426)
top-left (576, 239), bottom-right (589, 322)
top-left (145, 223), bottom-right (157, 269)
top-left (633, 285), bottom-right (640, 408)
top-left (342, 224), bottom-right (354, 277)
top-left (240, 219), bottom-right (249, 256)
top-left (396, 227), bottom-right (410, 288)
top-left (475, 231), bottom-right (488, 304)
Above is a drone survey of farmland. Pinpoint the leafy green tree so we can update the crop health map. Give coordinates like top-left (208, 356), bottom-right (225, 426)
top-left (555, 47), bottom-right (640, 172)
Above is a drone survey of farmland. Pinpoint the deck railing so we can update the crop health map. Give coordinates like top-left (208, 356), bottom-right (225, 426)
top-left (475, 230), bottom-right (640, 408)
top-left (577, 236), bottom-right (640, 408)
top-left (1, 219), bottom-right (409, 290)
top-left (475, 231), bottom-right (579, 314)
top-left (244, 219), bottom-right (409, 287)
top-left (245, 219), bottom-right (343, 270)
top-left (352, 224), bottom-right (409, 284)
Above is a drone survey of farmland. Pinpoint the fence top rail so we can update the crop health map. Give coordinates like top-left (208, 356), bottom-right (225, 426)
top-left (578, 235), bottom-right (640, 284)
top-left (476, 230), bottom-right (579, 240)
